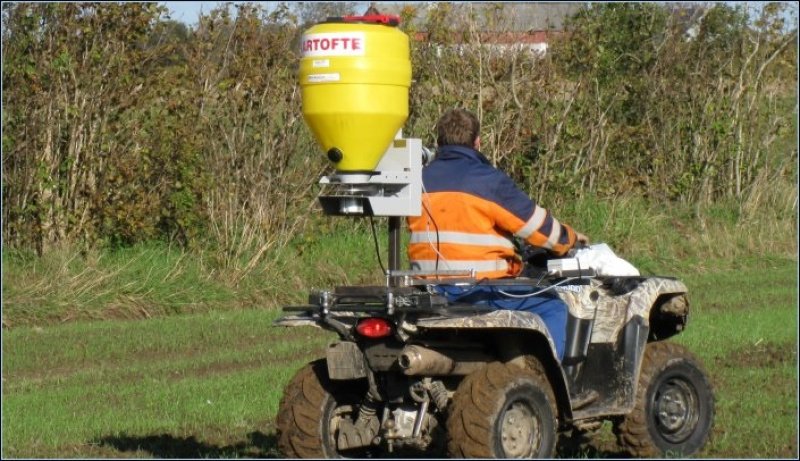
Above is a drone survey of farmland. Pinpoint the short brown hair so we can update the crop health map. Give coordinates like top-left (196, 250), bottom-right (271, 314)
top-left (436, 108), bottom-right (479, 147)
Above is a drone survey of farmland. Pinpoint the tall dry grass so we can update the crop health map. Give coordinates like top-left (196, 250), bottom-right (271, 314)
top-left (2, 2), bottom-right (796, 264)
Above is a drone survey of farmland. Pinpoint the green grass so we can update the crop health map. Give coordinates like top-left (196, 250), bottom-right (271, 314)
top-left (2, 256), bottom-right (796, 458)
top-left (1, 243), bottom-right (237, 326)
top-left (675, 260), bottom-right (798, 458)
top-left (1, 219), bottom-right (397, 328)
top-left (2, 197), bottom-right (797, 457)
top-left (1, 308), bottom-right (334, 457)
top-left (3, 194), bottom-right (796, 326)
top-left (558, 193), bottom-right (797, 275)
top-left (679, 308), bottom-right (797, 457)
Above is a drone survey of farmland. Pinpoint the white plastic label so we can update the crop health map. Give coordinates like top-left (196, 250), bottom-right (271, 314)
top-left (302, 32), bottom-right (366, 57)
top-left (307, 73), bottom-right (340, 83)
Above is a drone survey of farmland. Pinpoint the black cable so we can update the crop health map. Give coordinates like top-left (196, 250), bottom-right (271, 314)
top-left (368, 215), bottom-right (387, 274)
top-left (420, 199), bottom-right (440, 274)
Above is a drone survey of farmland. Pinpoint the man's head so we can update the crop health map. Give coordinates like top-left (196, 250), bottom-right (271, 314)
top-left (436, 108), bottom-right (480, 148)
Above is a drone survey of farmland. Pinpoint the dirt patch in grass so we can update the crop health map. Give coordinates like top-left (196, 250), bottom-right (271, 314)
top-left (89, 420), bottom-right (282, 458)
top-left (4, 343), bottom-right (328, 396)
top-left (2, 301), bottom-right (276, 329)
top-left (4, 324), bottom-right (330, 386)
top-left (715, 341), bottom-right (797, 369)
top-left (167, 347), bottom-right (327, 383)
top-left (88, 430), bottom-right (281, 459)
top-left (13, 421), bottom-right (284, 459)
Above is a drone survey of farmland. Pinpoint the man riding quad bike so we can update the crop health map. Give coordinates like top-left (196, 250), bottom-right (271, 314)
top-left (274, 107), bottom-right (714, 458)
top-left (274, 243), bottom-right (714, 458)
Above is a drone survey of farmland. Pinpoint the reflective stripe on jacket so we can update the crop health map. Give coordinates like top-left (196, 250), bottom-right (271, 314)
top-left (407, 145), bottom-right (577, 279)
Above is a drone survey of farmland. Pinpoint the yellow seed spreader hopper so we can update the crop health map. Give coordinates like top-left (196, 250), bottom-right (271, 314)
top-left (299, 14), bottom-right (426, 270)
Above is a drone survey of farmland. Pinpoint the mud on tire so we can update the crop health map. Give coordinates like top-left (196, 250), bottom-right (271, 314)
top-left (614, 341), bottom-right (715, 458)
top-left (446, 360), bottom-right (557, 458)
top-left (276, 359), bottom-right (364, 458)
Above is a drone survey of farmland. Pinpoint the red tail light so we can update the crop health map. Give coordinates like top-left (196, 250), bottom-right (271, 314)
top-left (356, 318), bottom-right (392, 338)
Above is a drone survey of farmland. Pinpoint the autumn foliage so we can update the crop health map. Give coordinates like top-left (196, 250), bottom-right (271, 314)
top-left (2, 2), bottom-right (796, 256)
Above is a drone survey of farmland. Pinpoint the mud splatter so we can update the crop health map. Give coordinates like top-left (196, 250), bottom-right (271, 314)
top-left (715, 341), bottom-right (796, 369)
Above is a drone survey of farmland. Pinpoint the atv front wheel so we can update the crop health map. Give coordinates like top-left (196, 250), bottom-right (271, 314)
top-left (446, 361), bottom-right (557, 458)
top-left (276, 359), bottom-right (366, 458)
top-left (614, 341), bottom-right (714, 457)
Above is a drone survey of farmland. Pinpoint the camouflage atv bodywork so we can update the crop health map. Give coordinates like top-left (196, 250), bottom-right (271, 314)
top-left (274, 273), bottom-right (709, 458)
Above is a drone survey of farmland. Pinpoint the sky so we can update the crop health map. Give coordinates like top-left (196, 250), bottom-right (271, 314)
top-left (160, 1), bottom-right (371, 25)
top-left (160, 1), bottom-right (797, 28)
top-left (160, 1), bottom-right (235, 24)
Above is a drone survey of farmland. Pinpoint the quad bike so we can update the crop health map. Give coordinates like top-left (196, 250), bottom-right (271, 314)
top-left (280, 14), bottom-right (713, 458)
top-left (273, 248), bottom-right (715, 458)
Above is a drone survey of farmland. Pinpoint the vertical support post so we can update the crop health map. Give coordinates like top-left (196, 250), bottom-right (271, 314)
top-left (388, 216), bottom-right (401, 272)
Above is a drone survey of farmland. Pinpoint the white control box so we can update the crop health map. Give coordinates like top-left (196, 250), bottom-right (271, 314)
top-left (547, 258), bottom-right (594, 277)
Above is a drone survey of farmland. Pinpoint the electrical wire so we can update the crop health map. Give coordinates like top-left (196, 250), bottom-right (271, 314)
top-left (473, 277), bottom-right (489, 287)
top-left (420, 180), bottom-right (445, 274)
top-left (497, 277), bottom-right (582, 298)
top-left (368, 215), bottom-right (387, 274)
top-left (421, 201), bottom-right (445, 272)
top-left (432, 276), bottom-right (494, 301)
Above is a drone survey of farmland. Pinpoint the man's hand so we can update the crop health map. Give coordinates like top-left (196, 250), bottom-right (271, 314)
top-left (575, 231), bottom-right (590, 248)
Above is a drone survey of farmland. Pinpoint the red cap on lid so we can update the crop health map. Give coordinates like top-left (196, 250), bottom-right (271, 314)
top-left (341, 14), bottom-right (400, 26)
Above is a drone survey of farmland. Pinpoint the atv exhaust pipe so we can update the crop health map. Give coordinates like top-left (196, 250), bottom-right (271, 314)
top-left (398, 345), bottom-right (491, 376)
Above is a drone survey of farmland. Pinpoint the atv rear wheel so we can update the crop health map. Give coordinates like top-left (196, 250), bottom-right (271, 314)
top-left (614, 341), bottom-right (714, 457)
top-left (276, 359), bottom-right (366, 458)
top-left (446, 361), bottom-right (557, 458)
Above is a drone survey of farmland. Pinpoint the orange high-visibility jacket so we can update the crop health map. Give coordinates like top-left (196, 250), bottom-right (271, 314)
top-left (407, 145), bottom-right (577, 279)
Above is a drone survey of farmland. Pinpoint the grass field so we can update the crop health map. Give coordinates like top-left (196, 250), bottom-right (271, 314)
top-left (2, 254), bottom-right (796, 458)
